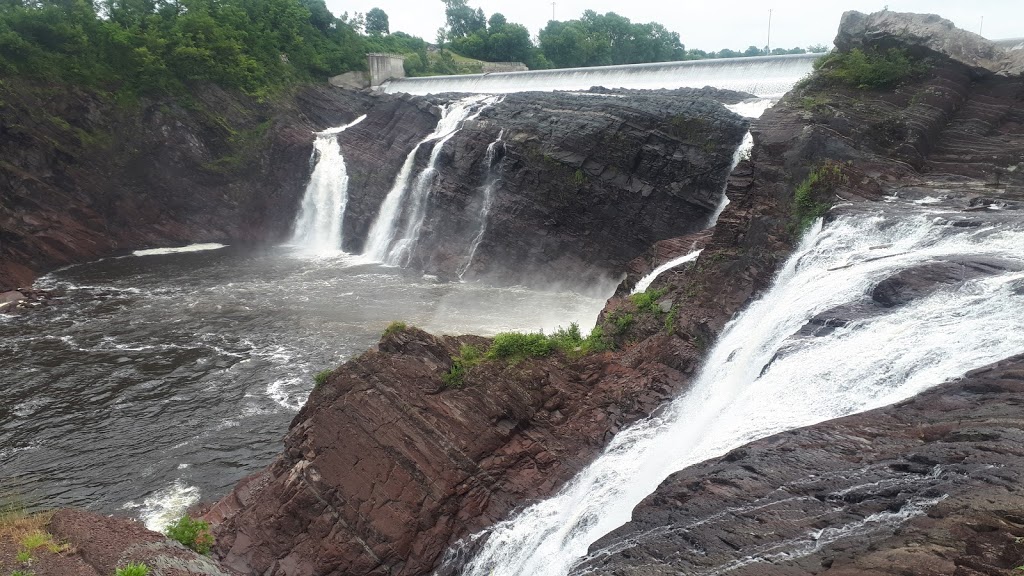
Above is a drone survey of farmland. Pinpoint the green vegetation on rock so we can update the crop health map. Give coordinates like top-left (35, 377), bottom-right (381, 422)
top-left (813, 47), bottom-right (930, 89)
top-left (792, 160), bottom-right (847, 232)
top-left (116, 563), bottom-right (152, 576)
top-left (313, 369), bottom-right (332, 387)
top-left (164, 515), bottom-right (213, 555)
top-left (383, 321), bottom-right (407, 337)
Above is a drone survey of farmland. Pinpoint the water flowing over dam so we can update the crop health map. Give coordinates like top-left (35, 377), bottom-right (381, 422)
top-left (382, 54), bottom-right (819, 97)
top-left (448, 206), bottom-right (1024, 576)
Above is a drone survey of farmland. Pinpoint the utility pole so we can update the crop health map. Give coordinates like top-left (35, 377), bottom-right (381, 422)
top-left (767, 9), bottom-right (773, 54)
top-left (980, 16), bottom-right (984, 36)
top-left (552, 2), bottom-right (556, 21)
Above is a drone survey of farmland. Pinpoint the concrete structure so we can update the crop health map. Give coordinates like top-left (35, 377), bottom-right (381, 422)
top-left (368, 53), bottom-right (406, 88)
top-left (482, 62), bottom-right (529, 73)
top-left (329, 71), bottom-right (371, 90)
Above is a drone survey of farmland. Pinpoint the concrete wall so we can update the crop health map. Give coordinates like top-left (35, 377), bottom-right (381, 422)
top-left (368, 53), bottom-right (406, 87)
top-left (329, 71), bottom-right (370, 90)
top-left (482, 62), bottom-right (529, 73)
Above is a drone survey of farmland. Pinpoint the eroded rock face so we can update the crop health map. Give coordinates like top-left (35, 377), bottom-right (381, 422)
top-left (0, 81), bottom-right (378, 291)
top-left (337, 88), bottom-right (749, 287)
top-left (836, 10), bottom-right (1024, 76)
top-left (208, 327), bottom-right (690, 575)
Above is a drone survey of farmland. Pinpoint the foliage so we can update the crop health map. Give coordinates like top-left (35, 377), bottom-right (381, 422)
top-left (548, 322), bottom-right (608, 356)
top-left (0, 0), bottom-right (470, 96)
top-left (15, 549), bottom-right (31, 563)
top-left (442, 344), bottom-right (482, 388)
top-left (116, 563), bottom-right (152, 576)
top-left (629, 288), bottom-right (667, 314)
top-left (813, 48), bottom-right (929, 89)
top-left (365, 8), bottom-right (389, 35)
top-left (606, 309), bottom-right (634, 334)
top-left (538, 11), bottom-right (684, 68)
top-left (792, 160), bottom-right (846, 232)
top-left (664, 305), bottom-right (679, 334)
top-left (382, 321), bottom-right (407, 337)
top-left (486, 331), bottom-right (554, 361)
top-left (313, 369), bottom-right (332, 387)
top-left (164, 515), bottom-right (213, 555)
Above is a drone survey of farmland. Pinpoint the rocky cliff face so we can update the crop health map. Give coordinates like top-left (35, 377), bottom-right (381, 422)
top-left (337, 88), bottom-right (749, 286)
top-left (0, 81), bottom-right (374, 290)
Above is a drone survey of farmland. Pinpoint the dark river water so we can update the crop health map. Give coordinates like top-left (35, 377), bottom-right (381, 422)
top-left (0, 244), bottom-right (609, 529)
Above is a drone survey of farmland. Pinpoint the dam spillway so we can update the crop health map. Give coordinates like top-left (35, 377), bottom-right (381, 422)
top-left (381, 53), bottom-right (820, 98)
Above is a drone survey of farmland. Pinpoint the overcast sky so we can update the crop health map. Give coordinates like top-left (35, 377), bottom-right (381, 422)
top-left (324, 0), bottom-right (1022, 51)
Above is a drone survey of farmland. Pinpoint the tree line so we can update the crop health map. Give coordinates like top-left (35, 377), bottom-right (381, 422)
top-left (0, 0), bottom-right (828, 98)
top-left (439, 0), bottom-right (828, 69)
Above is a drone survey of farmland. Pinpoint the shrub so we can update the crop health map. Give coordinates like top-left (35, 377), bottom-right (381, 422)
top-left (793, 161), bottom-right (846, 232)
top-left (606, 310), bottom-right (634, 334)
top-left (382, 321), bottom-right (407, 337)
top-left (164, 515), bottom-right (213, 555)
top-left (486, 332), bottom-right (554, 361)
top-left (630, 288), bottom-right (667, 314)
top-left (664, 305), bottom-right (679, 334)
top-left (313, 369), bottom-right (332, 387)
top-left (442, 344), bottom-right (483, 388)
top-left (813, 48), bottom-right (929, 89)
top-left (116, 563), bottom-right (151, 576)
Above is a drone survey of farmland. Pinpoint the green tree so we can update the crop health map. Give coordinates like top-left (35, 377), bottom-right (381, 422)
top-left (365, 7), bottom-right (389, 35)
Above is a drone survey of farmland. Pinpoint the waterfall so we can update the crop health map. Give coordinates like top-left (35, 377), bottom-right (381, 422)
top-left (362, 95), bottom-right (499, 264)
top-left (447, 207), bottom-right (1024, 576)
top-left (630, 249), bottom-right (702, 295)
top-left (383, 54), bottom-right (818, 98)
top-left (457, 130), bottom-right (504, 279)
top-left (289, 115), bottom-right (367, 254)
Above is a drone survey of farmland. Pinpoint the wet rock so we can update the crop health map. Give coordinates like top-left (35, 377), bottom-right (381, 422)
top-left (872, 257), bottom-right (1022, 307)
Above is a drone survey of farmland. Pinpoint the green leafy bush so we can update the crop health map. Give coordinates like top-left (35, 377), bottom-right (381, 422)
top-left (313, 369), bottom-right (332, 387)
top-left (792, 160), bottom-right (846, 232)
top-left (813, 48), bottom-right (929, 89)
top-left (629, 288), bottom-right (667, 314)
top-left (382, 321), bottom-right (407, 337)
top-left (442, 344), bottom-right (483, 388)
top-left (164, 515), bottom-right (213, 555)
top-left (116, 563), bottom-right (151, 576)
top-left (486, 332), bottom-right (554, 361)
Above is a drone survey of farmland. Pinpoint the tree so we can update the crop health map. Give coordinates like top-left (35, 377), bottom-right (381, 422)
top-left (365, 7), bottom-right (388, 35)
top-left (442, 0), bottom-right (484, 38)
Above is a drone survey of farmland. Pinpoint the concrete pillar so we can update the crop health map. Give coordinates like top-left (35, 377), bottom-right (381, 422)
top-left (368, 53), bottom-right (406, 88)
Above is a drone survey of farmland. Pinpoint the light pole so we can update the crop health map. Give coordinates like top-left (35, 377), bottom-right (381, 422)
top-left (767, 9), bottom-right (773, 55)
top-left (552, 1), bottom-right (556, 21)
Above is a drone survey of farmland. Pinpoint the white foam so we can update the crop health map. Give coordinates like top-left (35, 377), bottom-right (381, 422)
top-left (133, 243), bottom-right (227, 257)
top-left (632, 250), bottom-right (703, 294)
top-left (131, 479), bottom-right (201, 532)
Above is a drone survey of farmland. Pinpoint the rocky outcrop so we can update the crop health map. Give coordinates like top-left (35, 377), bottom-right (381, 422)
top-left (0, 509), bottom-right (231, 576)
top-left (0, 81), bottom-right (377, 291)
top-left (207, 326), bottom-right (690, 576)
top-left (337, 88), bottom-right (749, 286)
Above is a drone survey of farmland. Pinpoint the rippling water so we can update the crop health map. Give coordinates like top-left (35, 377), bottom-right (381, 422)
top-left (0, 245), bottom-right (609, 528)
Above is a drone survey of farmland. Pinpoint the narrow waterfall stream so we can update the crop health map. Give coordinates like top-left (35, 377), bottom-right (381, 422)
top-left (447, 206), bottom-right (1024, 576)
top-left (457, 130), bottom-right (504, 278)
top-left (289, 115), bottom-right (367, 253)
top-left (363, 95), bottom-right (499, 263)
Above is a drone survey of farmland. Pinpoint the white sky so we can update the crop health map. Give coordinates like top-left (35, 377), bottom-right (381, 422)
top-left (325, 0), bottom-right (1023, 52)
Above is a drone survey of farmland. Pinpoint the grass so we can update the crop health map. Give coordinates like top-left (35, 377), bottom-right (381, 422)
top-left (441, 323), bottom-right (608, 387)
top-left (313, 369), bottom-right (332, 387)
top-left (664, 305), bottom-right (679, 334)
top-left (629, 288), bottom-right (667, 314)
top-left (792, 160), bottom-right (846, 232)
top-left (164, 515), bottom-right (213, 555)
top-left (15, 550), bottom-right (31, 563)
top-left (382, 321), bottom-right (407, 337)
top-left (813, 47), bottom-right (929, 90)
top-left (442, 344), bottom-right (484, 388)
top-left (116, 563), bottom-right (151, 576)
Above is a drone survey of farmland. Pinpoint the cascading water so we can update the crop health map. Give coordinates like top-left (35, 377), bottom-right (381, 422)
top-left (289, 115), bottom-right (367, 254)
top-left (446, 206), bottom-right (1024, 576)
top-left (382, 54), bottom-right (819, 98)
top-left (630, 249), bottom-right (702, 294)
top-left (362, 95), bottom-right (499, 264)
top-left (457, 130), bottom-right (504, 279)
